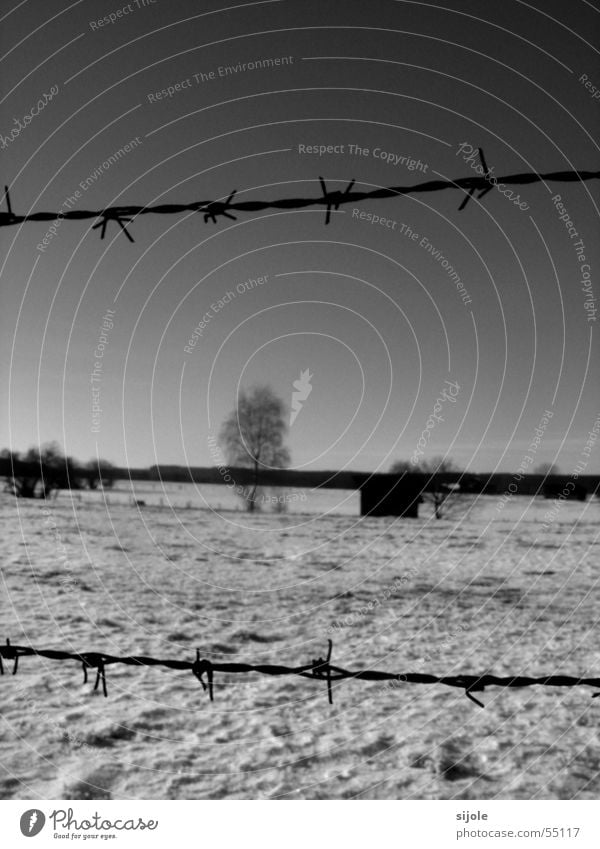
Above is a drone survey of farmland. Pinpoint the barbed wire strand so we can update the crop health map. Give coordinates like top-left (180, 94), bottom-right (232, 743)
top-left (2, 639), bottom-right (599, 708)
top-left (2, 150), bottom-right (599, 242)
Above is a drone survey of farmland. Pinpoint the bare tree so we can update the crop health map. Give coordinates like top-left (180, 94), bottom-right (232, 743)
top-left (219, 385), bottom-right (291, 512)
top-left (391, 455), bottom-right (468, 519)
top-left (0, 449), bottom-right (31, 497)
top-left (1, 442), bottom-right (80, 498)
top-left (388, 459), bottom-right (414, 474)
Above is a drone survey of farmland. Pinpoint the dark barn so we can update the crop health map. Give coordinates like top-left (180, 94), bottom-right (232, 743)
top-left (360, 474), bottom-right (423, 518)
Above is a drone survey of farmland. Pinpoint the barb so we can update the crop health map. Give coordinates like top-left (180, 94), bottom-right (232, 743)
top-left (311, 638), bottom-right (334, 703)
top-left (0, 638), bottom-right (20, 676)
top-left (3, 185), bottom-right (16, 224)
top-left (91, 211), bottom-right (135, 243)
top-left (319, 176), bottom-right (356, 224)
top-left (202, 189), bottom-right (238, 224)
top-left (80, 653), bottom-right (109, 697)
top-left (457, 148), bottom-right (493, 210)
top-left (2, 640), bottom-right (599, 707)
top-left (1, 162), bottom-right (598, 241)
top-left (191, 649), bottom-right (214, 701)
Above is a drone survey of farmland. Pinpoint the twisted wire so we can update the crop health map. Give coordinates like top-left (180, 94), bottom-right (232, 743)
top-left (2, 639), bottom-right (598, 708)
top-left (1, 156), bottom-right (598, 241)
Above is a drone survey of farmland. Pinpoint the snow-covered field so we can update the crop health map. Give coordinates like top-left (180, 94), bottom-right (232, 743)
top-left (0, 488), bottom-right (599, 800)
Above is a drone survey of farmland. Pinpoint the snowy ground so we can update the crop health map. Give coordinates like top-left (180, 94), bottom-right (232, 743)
top-left (0, 487), bottom-right (599, 800)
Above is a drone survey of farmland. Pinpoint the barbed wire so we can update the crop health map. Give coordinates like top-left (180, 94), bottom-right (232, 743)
top-left (2, 149), bottom-right (599, 242)
top-left (1, 638), bottom-right (599, 708)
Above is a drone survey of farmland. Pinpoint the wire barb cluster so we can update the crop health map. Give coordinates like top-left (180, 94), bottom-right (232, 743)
top-left (458, 148), bottom-right (493, 210)
top-left (1, 159), bottom-right (598, 242)
top-left (2, 638), bottom-right (599, 708)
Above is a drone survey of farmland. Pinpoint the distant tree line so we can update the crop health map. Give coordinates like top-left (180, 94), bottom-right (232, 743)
top-left (0, 442), bottom-right (114, 499)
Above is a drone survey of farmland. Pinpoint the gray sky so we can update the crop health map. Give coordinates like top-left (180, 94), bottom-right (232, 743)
top-left (1, 0), bottom-right (599, 474)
